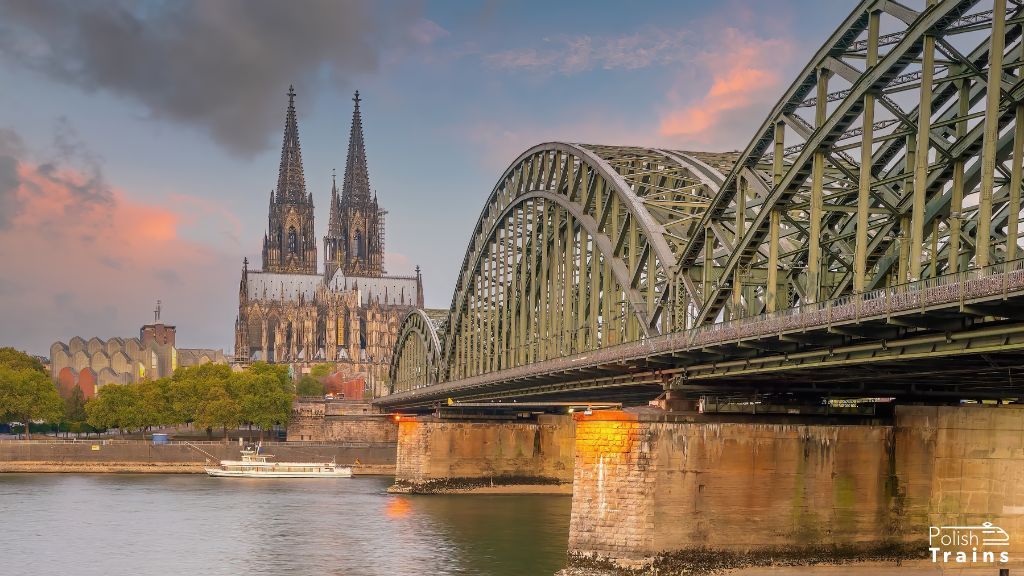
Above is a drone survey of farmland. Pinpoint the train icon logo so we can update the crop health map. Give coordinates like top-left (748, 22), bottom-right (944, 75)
top-left (929, 522), bottom-right (1010, 564)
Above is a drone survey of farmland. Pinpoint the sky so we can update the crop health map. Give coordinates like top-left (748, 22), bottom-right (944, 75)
top-left (0, 0), bottom-right (849, 356)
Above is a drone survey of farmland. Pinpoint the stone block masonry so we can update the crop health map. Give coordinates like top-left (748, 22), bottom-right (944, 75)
top-left (568, 405), bottom-right (1024, 571)
top-left (287, 399), bottom-right (398, 443)
top-left (391, 414), bottom-right (575, 493)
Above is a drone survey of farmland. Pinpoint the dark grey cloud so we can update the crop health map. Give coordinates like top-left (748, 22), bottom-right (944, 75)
top-left (155, 268), bottom-right (181, 287)
top-left (0, 155), bottom-right (19, 229)
top-left (0, 0), bottom-right (417, 156)
top-left (0, 128), bottom-right (23, 229)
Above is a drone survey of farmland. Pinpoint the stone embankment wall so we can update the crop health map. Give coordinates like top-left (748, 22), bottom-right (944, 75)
top-left (0, 440), bottom-right (396, 474)
top-left (569, 405), bottom-right (1024, 570)
top-left (392, 414), bottom-right (575, 492)
top-left (288, 398), bottom-right (398, 443)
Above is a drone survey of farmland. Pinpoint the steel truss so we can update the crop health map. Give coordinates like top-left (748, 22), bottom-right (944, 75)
top-left (388, 0), bottom-right (1024, 404)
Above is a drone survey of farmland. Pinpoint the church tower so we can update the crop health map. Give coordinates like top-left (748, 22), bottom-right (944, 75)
top-left (263, 86), bottom-right (317, 275)
top-left (324, 91), bottom-right (386, 278)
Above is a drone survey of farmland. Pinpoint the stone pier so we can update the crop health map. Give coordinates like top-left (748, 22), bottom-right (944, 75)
top-left (568, 405), bottom-right (1024, 571)
top-left (390, 414), bottom-right (575, 493)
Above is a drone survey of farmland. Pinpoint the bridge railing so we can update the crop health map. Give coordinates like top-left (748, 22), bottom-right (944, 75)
top-left (389, 258), bottom-right (1024, 398)
top-left (670, 257), bottom-right (1024, 352)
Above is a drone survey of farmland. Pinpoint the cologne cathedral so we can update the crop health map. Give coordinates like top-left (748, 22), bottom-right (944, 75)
top-left (235, 87), bottom-right (423, 396)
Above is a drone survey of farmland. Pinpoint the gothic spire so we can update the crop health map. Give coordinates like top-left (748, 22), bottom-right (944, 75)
top-left (341, 90), bottom-right (371, 200)
top-left (276, 85), bottom-right (308, 203)
top-left (328, 168), bottom-right (341, 230)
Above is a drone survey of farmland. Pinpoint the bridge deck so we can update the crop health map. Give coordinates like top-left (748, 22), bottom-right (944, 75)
top-left (378, 260), bottom-right (1024, 409)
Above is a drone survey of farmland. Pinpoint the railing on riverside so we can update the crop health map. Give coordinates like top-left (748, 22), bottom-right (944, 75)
top-left (388, 258), bottom-right (1024, 400)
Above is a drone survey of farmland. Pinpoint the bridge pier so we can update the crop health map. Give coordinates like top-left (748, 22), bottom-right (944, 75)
top-left (568, 405), bottom-right (1024, 571)
top-left (389, 414), bottom-right (575, 493)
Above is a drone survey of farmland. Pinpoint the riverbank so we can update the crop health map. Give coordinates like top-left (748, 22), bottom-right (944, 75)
top-left (387, 475), bottom-right (572, 495)
top-left (0, 439), bottom-right (397, 475)
top-left (0, 461), bottom-right (395, 474)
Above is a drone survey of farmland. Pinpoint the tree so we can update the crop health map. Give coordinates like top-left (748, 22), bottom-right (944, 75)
top-left (168, 363), bottom-right (234, 425)
top-left (0, 366), bottom-right (63, 438)
top-left (137, 378), bottom-right (174, 429)
top-left (0, 347), bottom-right (45, 372)
top-left (309, 363), bottom-right (334, 380)
top-left (195, 384), bottom-right (240, 440)
top-left (63, 384), bottom-right (87, 437)
top-left (86, 383), bottom-right (140, 434)
top-left (296, 375), bottom-right (325, 397)
top-left (247, 362), bottom-right (293, 394)
top-left (234, 371), bottom-right (292, 440)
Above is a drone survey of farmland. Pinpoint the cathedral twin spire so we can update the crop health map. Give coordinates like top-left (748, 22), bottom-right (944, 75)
top-left (276, 86), bottom-right (309, 205)
top-left (262, 86), bottom-right (316, 274)
top-left (262, 86), bottom-right (385, 278)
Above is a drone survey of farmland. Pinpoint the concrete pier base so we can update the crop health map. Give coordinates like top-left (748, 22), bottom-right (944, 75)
top-left (567, 405), bottom-right (1024, 572)
top-left (389, 414), bottom-right (575, 493)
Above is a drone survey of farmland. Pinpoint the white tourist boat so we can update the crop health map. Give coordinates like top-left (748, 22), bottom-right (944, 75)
top-left (205, 445), bottom-right (352, 478)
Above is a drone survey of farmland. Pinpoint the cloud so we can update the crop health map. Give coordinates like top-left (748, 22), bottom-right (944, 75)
top-left (659, 28), bottom-right (793, 147)
top-left (385, 252), bottom-right (413, 274)
top-left (457, 114), bottom-right (666, 174)
top-left (409, 18), bottom-right (449, 46)
top-left (0, 0), bottom-right (419, 156)
top-left (0, 129), bottom-right (239, 354)
top-left (483, 28), bottom-right (690, 75)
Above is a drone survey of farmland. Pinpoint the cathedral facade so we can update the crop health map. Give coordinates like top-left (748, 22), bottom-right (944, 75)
top-left (235, 88), bottom-right (422, 397)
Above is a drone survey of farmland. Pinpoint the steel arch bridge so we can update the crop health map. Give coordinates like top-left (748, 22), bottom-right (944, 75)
top-left (385, 0), bottom-right (1024, 408)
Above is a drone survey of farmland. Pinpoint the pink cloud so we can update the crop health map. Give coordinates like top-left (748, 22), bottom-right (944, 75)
top-left (409, 19), bottom-right (450, 46)
top-left (385, 251), bottom-right (413, 274)
top-left (0, 158), bottom-right (239, 354)
top-left (659, 28), bottom-right (792, 144)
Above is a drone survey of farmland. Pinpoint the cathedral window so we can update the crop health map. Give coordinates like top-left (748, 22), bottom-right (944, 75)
top-left (355, 231), bottom-right (365, 259)
top-left (288, 227), bottom-right (297, 255)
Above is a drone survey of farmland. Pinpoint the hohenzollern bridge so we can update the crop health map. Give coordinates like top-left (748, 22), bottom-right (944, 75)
top-left (381, 0), bottom-right (1024, 410)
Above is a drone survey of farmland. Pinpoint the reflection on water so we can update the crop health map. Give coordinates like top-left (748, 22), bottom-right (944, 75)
top-left (0, 474), bottom-right (571, 576)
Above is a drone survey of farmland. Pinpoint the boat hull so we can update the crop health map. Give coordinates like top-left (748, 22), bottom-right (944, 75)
top-left (205, 467), bottom-right (353, 478)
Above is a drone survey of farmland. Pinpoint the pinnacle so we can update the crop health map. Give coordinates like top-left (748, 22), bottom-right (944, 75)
top-left (276, 85), bottom-right (307, 204)
top-left (341, 90), bottom-right (371, 201)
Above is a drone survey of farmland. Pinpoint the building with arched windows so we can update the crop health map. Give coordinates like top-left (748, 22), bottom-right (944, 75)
top-left (234, 88), bottom-right (423, 397)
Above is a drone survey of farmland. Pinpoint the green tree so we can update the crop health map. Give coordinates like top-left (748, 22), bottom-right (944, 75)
top-left (195, 383), bottom-right (240, 440)
top-left (296, 375), bottom-right (324, 397)
top-left (247, 361), bottom-right (293, 393)
top-left (309, 363), bottom-right (334, 380)
top-left (0, 366), bottom-right (63, 438)
top-left (63, 384), bottom-right (87, 437)
top-left (137, 378), bottom-right (174, 429)
top-left (234, 371), bottom-right (292, 440)
top-left (169, 363), bottom-right (234, 424)
top-left (0, 347), bottom-right (45, 373)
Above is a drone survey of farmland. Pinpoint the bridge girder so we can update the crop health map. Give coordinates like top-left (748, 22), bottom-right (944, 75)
top-left (390, 308), bottom-right (445, 394)
top-left (385, 0), bottom-right (1024, 408)
top-left (687, 0), bottom-right (1024, 325)
top-left (433, 143), bottom-right (727, 381)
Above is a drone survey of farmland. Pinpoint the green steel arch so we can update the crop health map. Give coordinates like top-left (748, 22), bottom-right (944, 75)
top-left (438, 143), bottom-right (726, 380)
top-left (388, 143), bottom-right (727, 384)
top-left (389, 309), bottom-right (445, 394)
top-left (682, 0), bottom-right (1024, 325)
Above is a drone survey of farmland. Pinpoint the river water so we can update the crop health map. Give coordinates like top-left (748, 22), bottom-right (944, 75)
top-left (0, 474), bottom-right (572, 575)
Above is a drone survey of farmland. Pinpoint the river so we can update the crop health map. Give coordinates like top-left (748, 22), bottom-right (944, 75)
top-left (0, 474), bottom-right (572, 575)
